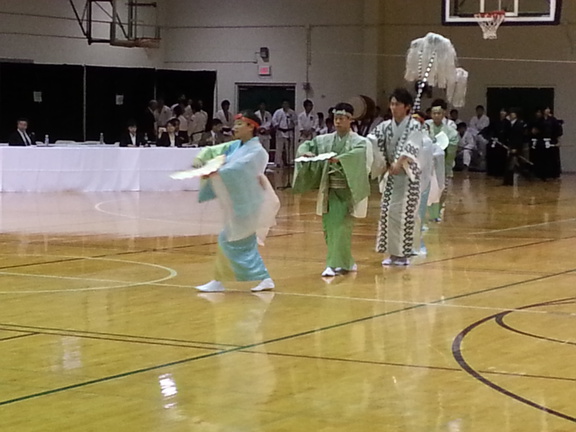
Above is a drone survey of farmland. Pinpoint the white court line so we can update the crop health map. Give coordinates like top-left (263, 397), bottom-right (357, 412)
top-left (470, 217), bottom-right (576, 235)
top-left (0, 255), bottom-right (178, 294)
top-left (2, 262), bottom-right (574, 317)
top-left (94, 198), bottom-right (193, 226)
top-left (146, 281), bottom-right (576, 318)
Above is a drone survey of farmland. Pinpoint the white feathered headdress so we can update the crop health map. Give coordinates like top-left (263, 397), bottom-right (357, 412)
top-left (446, 67), bottom-right (468, 108)
top-left (405, 32), bottom-right (466, 108)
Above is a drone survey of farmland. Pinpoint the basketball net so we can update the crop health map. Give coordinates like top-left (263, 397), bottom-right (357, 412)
top-left (474, 11), bottom-right (506, 39)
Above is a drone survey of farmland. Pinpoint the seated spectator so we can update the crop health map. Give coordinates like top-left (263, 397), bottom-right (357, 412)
top-left (449, 109), bottom-right (462, 125)
top-left (8, 118), bottom-right (35, 146)
top-left (199, 119), bottom-right (225, 146)
top-left (457, 122), bottom-right (476, 174)
top-left (318, 117), bottom-right (334, 135)
top-left (316, 112), bottom-right (326, 135)
top-left (119, 120), bottom-right (146, 147)
top-left (157, 119), bottom-right (187, 147)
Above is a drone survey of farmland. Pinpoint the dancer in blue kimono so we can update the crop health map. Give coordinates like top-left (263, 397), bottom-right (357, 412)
top-left (193, 111), bottom-right (279, 293)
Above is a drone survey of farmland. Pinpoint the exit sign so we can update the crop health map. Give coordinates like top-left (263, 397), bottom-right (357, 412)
top-left (258, 65), bottom-right (271, 76)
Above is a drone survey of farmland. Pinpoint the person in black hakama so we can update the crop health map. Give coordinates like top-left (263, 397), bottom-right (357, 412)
top-left (503, 108), bottom-right (527, 186)
top-left (486, 108), bottom-right (511, 177)
top-left (539, 107), bottom-right (563, 180)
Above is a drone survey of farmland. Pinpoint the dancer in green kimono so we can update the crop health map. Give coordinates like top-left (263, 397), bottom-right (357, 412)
top-left (293, 102), bottom-right (372, 277)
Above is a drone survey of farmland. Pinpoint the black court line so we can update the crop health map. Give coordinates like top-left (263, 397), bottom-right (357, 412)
top-left (452, 296), bottom-right (576, 423)
top-left (0, 326), bottom-right (222, 351)
top-left (241, 350), bottom-right (576, 384)
top-left (2, 266), bottom-right (576, 407)
top-left (416, 237), bottom-right (559, 267)
top-left (0, 333), bottom-right (38, 342)
top-left (0, 232), bottom-right (298, 273)
top-left (496, 302), bottom-right (576, 348)
top-left (0, 323), bottom-right (235, 349)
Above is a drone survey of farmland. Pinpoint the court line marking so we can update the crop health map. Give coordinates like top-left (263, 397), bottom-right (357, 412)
top-left (1, 265), bottom-right (576, 407)
top-left (0, 333), bottom-right (38, 343)
top-left (452, 296), bottom-right (576, 423)
top-left (0, 255), bottom-right (178, 294)
top-left (0, 326), bottom-right (222, 351)
top-left (94, 198), bottom-right (193, 225)
top-left (0, 323), bottom-right (235, 349)
top-left (241, 350), bottom-right (576, 384)
top-left (470, 217), bottom-right (576, 235)
top-left (1, 264), bottom-right (574, 317)
top-left (497, 312), bottom-right (576, 347)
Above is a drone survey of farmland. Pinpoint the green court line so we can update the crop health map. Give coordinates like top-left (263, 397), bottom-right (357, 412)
top-left (0, 333), bottom-right (38, 343)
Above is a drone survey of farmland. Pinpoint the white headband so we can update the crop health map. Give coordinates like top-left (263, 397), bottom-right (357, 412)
top-left (333, 110), bottom-right (353, 118)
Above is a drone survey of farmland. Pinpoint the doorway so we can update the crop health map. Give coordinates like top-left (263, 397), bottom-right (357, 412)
top-left (237, 84), bottom-right (296, 113)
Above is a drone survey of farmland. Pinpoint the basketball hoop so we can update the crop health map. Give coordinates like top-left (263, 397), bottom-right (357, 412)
top-left (474, 11), bottom-right (506, 40)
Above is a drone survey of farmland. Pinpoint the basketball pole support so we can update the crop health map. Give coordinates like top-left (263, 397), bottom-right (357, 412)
top-left (69, 0), bottom-right (159, 46)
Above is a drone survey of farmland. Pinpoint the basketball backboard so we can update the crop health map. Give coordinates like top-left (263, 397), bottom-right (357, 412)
top-left (443, 0), bottom-right (562, 25)
top-left (69, 0), bottom-right (160, 47)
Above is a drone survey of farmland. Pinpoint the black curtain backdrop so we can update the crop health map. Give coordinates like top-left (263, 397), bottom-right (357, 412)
top-left (0, 63), bottom-right (84, 142)
top-left (0, 64), bottom-right (216, 143)
top-left (86, 66), bottom-right (155, 143)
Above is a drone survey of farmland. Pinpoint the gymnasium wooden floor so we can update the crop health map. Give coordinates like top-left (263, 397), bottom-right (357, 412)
top-left (1, 171), bottom-right (576, 431)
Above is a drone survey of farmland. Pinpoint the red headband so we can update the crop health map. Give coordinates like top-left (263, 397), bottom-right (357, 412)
top-left (234, 114), bottom-right (260, 130)
top-left (412, 113), bottom-right (425, 124)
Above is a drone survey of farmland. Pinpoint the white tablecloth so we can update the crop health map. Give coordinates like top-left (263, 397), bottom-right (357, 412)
top-left (0, 147), bottom-right (201, 192)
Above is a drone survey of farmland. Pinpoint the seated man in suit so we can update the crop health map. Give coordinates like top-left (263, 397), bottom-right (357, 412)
top-left (198, 119), bottom-right (225, 146)
top-left (8, 118), bottom-right (35, 146)
top-left (119, 120), bottom-right (146, 147)
top-left (156, 118), bottom-right (187, 147)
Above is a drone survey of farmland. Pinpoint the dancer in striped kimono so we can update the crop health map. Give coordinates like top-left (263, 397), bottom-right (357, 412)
top-left (369, 88), bottom-right (423, 266)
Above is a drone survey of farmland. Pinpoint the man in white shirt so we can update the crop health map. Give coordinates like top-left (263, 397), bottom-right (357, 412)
top-left (156, 99), bottom-right (173, 129)
top-left (215, 100), bottom-right (235, 136)
top-left (297, 99), bottom-right (317, 143)
top-left (469, 105), bottom-right (490, 134)
top-left (271, 100), bottom-right (297, 167)
top-left (256, 101), bottom-right (273, 152)
top-left (198, 100), bottom-right (209, 123)
top-left (189, 102), bottom-right (208, 144)
top-left (8, 118), bottom-right (34, 146)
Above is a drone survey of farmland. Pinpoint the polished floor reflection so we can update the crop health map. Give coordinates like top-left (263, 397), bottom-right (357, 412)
top-left (1, 172), bottom-right (576, 431)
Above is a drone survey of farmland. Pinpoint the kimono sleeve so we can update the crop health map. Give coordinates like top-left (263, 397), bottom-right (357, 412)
top-left (400, 130), bottom-right (422, 162)
top-left (215, 146), bottom-right (273, 241)
top-left (292, 137), bottom-right (325, 193)
top-left (446, 125), bottom-right (460, 148)
top-left (217, 146), bottom-right (268, 218)
top-left (193, 142), bottom-right (235, 167)
top-left (337, 137), bottom-right (371, 206)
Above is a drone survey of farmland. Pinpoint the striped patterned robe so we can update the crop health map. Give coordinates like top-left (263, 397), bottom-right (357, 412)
top-left (370, 117), bottom-right (423, 257)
